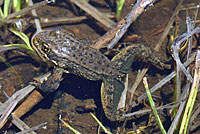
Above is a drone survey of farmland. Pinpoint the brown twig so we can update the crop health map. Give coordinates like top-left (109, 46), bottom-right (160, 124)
top-left (13, 90), bottom-right (43, 118)
top-left (92, 0), bottom-right (156, 49)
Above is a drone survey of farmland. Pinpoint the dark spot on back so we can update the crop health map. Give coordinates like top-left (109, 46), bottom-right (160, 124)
top-left (72, 54), bottom-right (76, 58)
top-left (82, 62), bottom-right (86, 65)
top-left (94, 66), bottom-right (98, 70)
top-left (97, 60), bottom-right (102, 64)
top-left (101, 55), bottom-right (105, 59)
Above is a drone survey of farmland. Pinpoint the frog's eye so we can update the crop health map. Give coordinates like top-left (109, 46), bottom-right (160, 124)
top-left (41, 42), bottom-right (50, 53)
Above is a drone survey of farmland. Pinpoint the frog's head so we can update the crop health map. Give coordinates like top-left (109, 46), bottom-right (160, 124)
top-left (31, 27), bottom-right (75, 64)
top-left (31, 29), bottom-right (54, 62)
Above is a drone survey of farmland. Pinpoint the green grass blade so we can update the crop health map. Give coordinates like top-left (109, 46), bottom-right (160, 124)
top-left (3, 0), bottom-right (10, 18)
top-left (9, 28), bottom-right (34, 52)
top-left (59, 118), bottom-right (82, 134)
top-left (0, 8), bottom-right (4, 17)
top-left (143, 77), bottom-right (166, 134)
top-left (1, 44), bottom-right (30, 50)
top-left (116, 0), bottom-right (125, 19)
top-left (13, 0), bottom-right (22, 12)
top-left (90, 113), bottom-right (112, 134)
top-left (179, 51), bottom-right (200, 134)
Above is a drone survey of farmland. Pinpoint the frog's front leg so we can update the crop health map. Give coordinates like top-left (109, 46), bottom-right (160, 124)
top-left (101, 77), bottom-right (125, 121)
top-left (34, 67), bottom-right (64, 92)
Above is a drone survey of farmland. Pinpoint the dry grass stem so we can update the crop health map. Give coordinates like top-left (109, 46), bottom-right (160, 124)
top-left (40, 16), bottom-right (87, 24)
top-left (131, 53), bottom-right (195, 107)
top-left (179, 50), bottom-right (200, 133)
top-left (124, 102), bottom-right (180, 118)
top-left (70, 0), bottom-right (116, 28)
top-left (155, 0), bottom-right (184, 51)
top-left (39, 12), bottom-right (115, 25)
top-left (167, 84), bottom-right (190, 134)
top-left (0, 95), bottom-right (18, 128)
top-left (28, 0), bottom-right (42, 33)
top-left (16, 122), bottom-right (47, 134)
top-left (0, 73), bottom-right (51, 128)
top-left (12, 114), bottom-right (37, 134)
top-left (5, 0), bottom-right (50, 22)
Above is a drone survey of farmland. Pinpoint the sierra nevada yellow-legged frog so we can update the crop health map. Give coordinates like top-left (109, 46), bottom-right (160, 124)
top-left (31, 27), bottom-right (170, 121)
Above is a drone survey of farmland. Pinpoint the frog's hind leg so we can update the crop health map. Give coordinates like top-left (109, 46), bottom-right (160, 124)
top-left (101, 77), bottom-right (125, 121)
top-left (111, 43), bottom-right (171, 72)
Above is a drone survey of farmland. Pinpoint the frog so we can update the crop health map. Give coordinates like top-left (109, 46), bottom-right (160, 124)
top-left (31, 27), bottom-right (171, 121)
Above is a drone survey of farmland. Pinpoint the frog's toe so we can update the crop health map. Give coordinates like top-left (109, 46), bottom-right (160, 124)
top-left (30, 77), bottom-right (44, 88)
top-left (156, 62), bottom-right (171, 70)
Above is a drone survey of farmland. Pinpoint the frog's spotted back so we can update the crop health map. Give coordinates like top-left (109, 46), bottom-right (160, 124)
top-left (31, 27), bottom-right (122, 78)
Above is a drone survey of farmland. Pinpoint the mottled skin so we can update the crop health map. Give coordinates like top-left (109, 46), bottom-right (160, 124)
top-left (31, 27), bottom-right (170, 121)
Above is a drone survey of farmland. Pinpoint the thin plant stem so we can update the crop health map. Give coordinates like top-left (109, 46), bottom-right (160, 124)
top-left (179, 50), bottom-right (200, 134)
top-left (143, 77), bottom-right (166, 134)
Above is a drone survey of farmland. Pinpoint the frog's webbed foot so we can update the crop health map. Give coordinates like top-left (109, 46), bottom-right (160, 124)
top-left (101, 78), bottom-right (126, 121)
top-left (31, 67), bottom-right (64, 92)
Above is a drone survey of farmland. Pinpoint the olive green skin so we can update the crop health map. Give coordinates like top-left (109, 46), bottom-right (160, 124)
top-left (31, 27), bottom-right (170, 121)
